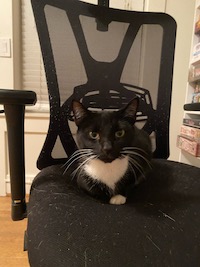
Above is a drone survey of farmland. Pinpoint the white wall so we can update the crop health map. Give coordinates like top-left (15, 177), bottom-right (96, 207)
top-left (0, 0), bottom-right (14, 88)
top-left (0, 0), bottom-right (22, 195)
top-left (166, 0), bottom-right (195, 160)
top-left (143, 0), bottom-right (195, 161)
top-left (0, 0), bottom-right (21, 89)
top-left (0, 0), bottom-right (13, 195)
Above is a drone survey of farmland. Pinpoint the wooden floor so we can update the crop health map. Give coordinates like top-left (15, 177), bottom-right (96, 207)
top-left (0, 196), bottom-right (29, 267)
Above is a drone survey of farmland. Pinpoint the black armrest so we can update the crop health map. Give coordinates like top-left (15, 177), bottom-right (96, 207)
top-left (0, 89), bottom-right (36, 105)
top-left (0, 89), bottom-right (37, 220)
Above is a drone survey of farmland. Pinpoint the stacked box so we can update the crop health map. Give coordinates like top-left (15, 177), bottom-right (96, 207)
top-left (183, 118), bottom-right (200, 128)
top-left (180, 125), bottom-right (200, 142)
top-left (177, 135), bottom-right (200, 157)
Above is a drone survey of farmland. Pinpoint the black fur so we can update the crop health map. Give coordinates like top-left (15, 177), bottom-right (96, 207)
top-left (64, 98), bottom-right (152, 203)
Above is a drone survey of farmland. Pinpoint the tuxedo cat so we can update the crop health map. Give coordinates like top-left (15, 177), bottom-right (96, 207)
top-left (64, 97), bottom-right (152, 205)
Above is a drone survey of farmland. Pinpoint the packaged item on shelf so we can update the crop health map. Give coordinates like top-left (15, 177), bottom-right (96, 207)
top-left (188, 65), bottom-right (194, 81)
top-left (192, 92), bottom-right (200, 103)
top-left (194, 67), bottom-right (200, 80)
top-left (180, 1), bottom-right (200, 163)
top-left (192, 42), bottom-right (200, 63)
top-left (188, 64), bottom-right (200, 82)
top-left (192, 83), bottom-right (200, 103)
top-left (180, 125), bottom-right (200, 141)
top-left (195, 83), bottom-right (200, 93)
top-left (177, 135), bottom-right (200, 157)
top-left (183, 118), bottom-right (200, 128)
top-left (195, 19), bottom-right (200, 35)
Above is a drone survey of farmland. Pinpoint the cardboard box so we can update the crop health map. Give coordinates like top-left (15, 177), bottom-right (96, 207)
top-left (183, 118), bottom-right (200, 128)
top-left (177, 135), bottom-right (200, 157)
top-left (180, 125), bottom-right (200, 141)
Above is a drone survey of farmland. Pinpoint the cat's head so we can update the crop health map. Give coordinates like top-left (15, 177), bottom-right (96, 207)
top-left (72, 98), bottom-right (139, 163)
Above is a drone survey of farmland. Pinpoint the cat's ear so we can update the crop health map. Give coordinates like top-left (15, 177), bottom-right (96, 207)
top-left (72, 100), bottom-right (89, 126)
top-left (121, 97), bottom-right (139, 124)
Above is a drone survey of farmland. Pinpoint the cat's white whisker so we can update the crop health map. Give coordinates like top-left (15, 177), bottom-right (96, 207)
top-left (123, 146), bottom-right (148, 153)
top-left (127, 161), bottom-right (137, 182)
top-left (62, 149), bottom-right (94, 175)
top-left (124, 150), bottom-right (152, 169)
top-left (72, 155), bottom-right (97, 178)
top-left (77, 148), bottom-right (93, 152)
top-left (83, 157), bottom-right (129, 190)
top-left (128, 157), bottom-right (146, 177)
top-left (65, 152), bottom-right (92, 167)
top-left (120, 147), bottom-right (151, 182)
top-left (88, 180), bottom-right (100, 192)
top-left (122, 147), bottom-right (152, 169)
top-left (122, 146), bottom-right (148, 155)
top-left (62, 149), bottom-right (93, 167)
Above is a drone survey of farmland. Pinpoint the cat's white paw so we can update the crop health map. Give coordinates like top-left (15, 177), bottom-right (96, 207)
top-left (109, 194), bottom-right (126, 205)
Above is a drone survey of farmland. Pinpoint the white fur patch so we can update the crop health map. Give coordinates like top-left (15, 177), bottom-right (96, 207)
top-left (109, 194), bottom-right (126, 205)
top-left (83, 156), bottom-right (129, 190)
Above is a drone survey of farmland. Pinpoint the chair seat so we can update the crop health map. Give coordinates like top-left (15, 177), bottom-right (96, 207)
top-left (27, 159), bottom-right (200, 267)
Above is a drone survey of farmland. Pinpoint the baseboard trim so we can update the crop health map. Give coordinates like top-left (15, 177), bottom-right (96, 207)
top-left (5, 174), bottom-right (35, 195)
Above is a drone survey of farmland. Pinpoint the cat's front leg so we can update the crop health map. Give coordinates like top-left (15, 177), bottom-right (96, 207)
top-left (109, 194), bottom-right (126, 205)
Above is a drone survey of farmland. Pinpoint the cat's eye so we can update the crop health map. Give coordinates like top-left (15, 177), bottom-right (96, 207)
top-left (115, 129), bottom-right (125, 138)
top-left (89, 131), bottom-right (100, 140)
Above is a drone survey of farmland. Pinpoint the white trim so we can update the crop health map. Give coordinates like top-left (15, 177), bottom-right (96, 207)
top-left (144, 0), bottom-right (166, 12)
top-left (26, 103), bottom-right (50, 113)
top-left (109, 0), bottom-right (144, 11)
top-left (5, 174), bottom-right (34, 195)
top-left (0, 111), bottom-right (49, 196)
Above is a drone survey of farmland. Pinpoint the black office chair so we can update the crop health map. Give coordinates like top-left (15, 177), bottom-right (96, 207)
top-left (1, 0), bottom-right (200, 266)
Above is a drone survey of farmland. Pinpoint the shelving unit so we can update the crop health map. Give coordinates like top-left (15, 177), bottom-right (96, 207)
top-left (178, 0), bottom-right (200, 168)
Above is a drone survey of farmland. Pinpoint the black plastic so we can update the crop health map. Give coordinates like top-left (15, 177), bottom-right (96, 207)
top-left (184, 102), bottom-right (200, 111)
top-left (0, 89), bottom-right (36, 220)
top-left (12, 199), bottom-right (27, 221)
top-left (98, 0), bottom-right (109, 7)
top-left (97, 0), bottom-right (109, 31)
top-left (4, 104), bottom-right (27, 220)
top-left (31, 0), bottom-right (176, 170)
top-left (0, 89), bottom-right (37, 105)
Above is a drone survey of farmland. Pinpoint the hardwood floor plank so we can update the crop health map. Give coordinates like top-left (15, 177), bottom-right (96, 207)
top-left (0, 196), bottom-right (29, 267)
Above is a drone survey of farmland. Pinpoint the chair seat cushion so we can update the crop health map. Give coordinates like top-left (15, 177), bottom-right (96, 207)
top-left (27, 159), bottom-right (200, 267)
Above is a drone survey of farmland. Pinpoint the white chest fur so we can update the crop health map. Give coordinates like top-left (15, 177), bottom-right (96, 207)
top-left (83, 156), bottom-right (129, 190)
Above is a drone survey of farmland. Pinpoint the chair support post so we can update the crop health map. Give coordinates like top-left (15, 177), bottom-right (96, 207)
top-left (4, 104), bottom-right (26, 221)
top-left (98, 0), bottom-right (109, 7)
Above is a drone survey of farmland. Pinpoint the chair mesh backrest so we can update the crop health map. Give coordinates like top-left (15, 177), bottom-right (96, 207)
top-left (31, 0), bottom-right (176, 170)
